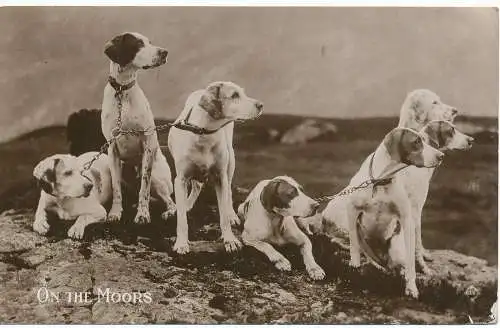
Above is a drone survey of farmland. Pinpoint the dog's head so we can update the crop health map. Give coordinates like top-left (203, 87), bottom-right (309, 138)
top-left (104, 32), bottom-right (168, 69)
top-left (383, 127), bottom-right (444, 168)
top-left (400, 89), bottom-right (458, 129)
top-left (33, 155), bottom-right (93, 198)
top-left (421, 120), bottom-right (474, 152)
top-left (260, 176), bottom-right (319, 218)
top-left (198, 81), bottom-right (263, 122)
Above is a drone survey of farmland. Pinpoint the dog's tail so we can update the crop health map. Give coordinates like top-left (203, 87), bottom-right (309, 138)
top-left (355, 213), bottom-right (389, 273)
top-left (186, 181), bottom-right (204, 211)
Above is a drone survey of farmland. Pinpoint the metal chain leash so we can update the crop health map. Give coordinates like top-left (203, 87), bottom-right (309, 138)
top-left (314, 178), bottom-right (380, 203)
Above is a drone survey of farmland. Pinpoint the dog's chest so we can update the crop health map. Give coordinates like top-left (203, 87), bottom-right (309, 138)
top-left (183, 138), bottom-right (226, 181)
top-left (102, 89), bottom-right (157, 160)
top-left (354, 187), bottom-right (401, 239)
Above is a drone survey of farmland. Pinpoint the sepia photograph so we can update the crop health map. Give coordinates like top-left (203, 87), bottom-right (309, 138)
top-left (0, 4), bottom-right (497, 324)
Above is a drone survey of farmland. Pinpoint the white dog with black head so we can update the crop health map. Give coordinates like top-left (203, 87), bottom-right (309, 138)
top-left (101, 32), bottom-right (176, 225)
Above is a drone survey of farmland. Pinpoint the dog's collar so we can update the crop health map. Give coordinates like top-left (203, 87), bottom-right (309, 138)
top-left (368, 153), bottom-right (393, 187)
top-left (108, 76), bottom-right (136, 95)
top-left (172, 106), bottom-right (234, 135)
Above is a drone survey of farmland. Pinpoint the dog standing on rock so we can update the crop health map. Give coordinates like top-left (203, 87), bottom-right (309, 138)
top-left (101, 32), bottom-right (176, 224)
top-left (168, 81), bottom-right (263, 254)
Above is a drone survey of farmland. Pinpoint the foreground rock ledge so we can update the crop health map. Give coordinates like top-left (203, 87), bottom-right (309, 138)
top-left (0, 209), bottom-right (496, 324)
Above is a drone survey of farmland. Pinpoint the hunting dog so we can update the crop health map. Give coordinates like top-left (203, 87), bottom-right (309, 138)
top-left (33, 152), bottom-right (111, 239)
top-left (396, 89), bottom-right (459, 266)
top-left (101, 32), bottom-right (176, 224)
top-left (238, 176), bottom-right (325, 280)
top-left (322, 127), bottom-right (444, 298)
top-left (398, 120), bottom-right (473, 274)
top-left (168, 81), bottom-right (263, 254)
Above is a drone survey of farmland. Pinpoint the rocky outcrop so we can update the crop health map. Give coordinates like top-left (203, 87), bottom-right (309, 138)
top-left (0, 205), bottom-right (496, 324)
top-left (280, 119), bottom-right (338, 145)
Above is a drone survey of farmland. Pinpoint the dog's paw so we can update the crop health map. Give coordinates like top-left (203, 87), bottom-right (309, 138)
top-left (307, 265), bottom-right (326, 280)
top-left (134, 210), bottom-right (151, 225)
top-left (107, 205), bottom-right (122, 222)
top-left (224, 236), bottom-right (242, 253)
top-left (349, 258), bottom-right (361, 268)
top-left (417, 258), bottom-right (433, 275)
top-left (33, 219), bottom-right (50, 235)
top-left (228, 213), bottom-right (241, 226)
top-left (404, 282), bottom-right (419, 299)
top-left (67, 223), bottom-right (85, 239)
top-left (162, 203), bottom-right (177, 219)
top-left (274, 257), bottom-right (292, 272)
top-left (173, 239), bottom-right (190, 254)
top-left (422, 250), bottom-right (433, 262)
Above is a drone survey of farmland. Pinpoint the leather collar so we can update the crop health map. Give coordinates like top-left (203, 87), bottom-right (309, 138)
top-left (368, 152), bottom-right (393, 187)
top-left (108, 76), bottom-right (136, 95)
top-left (172, 106), bottom-right (233, 135)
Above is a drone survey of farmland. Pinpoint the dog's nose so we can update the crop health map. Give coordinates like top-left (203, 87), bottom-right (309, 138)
top-left (436, 152), bottom-right (445, 161)
top-left (159, 49), bottom-right (168, 59)
top-left (451, 108), bottom-right (458, 115)
top-left (255, 101), bottom-right (263, 111)
top-left (467, 136), bottom-right (474, 146)
top-left (84, 183), bottom-right (93, 194)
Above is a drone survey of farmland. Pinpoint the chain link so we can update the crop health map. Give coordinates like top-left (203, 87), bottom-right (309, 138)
top-left (315, 178), bottom-right (377, 203)
top-left (80, 88), bottom-right (179, 172)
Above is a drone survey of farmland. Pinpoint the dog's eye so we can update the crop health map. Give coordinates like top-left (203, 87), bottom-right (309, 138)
top-left (432, 100), bottom-right (438, 105)
top-left (413, 138), bottom-right (422, 148)
top-left (231, 91), bottom-right (239, 99)
top-left (63, 171), bottom-right (73, 177)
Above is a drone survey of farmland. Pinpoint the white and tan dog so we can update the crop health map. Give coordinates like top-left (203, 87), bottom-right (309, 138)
top-left (397, 89), bottom-right (458, 131)
top-left (168, 81), bottom-right (263, 254)
top-left (399, 120), bottom-right (473, 274)
top-left (101, 32), bottom-right (176, 224)
top-left (238, 176), bottom-right (325, 280)
top-left (322, 127), bottom-right (444, 298)
top-left (33, 152), bottom-right (112, 239)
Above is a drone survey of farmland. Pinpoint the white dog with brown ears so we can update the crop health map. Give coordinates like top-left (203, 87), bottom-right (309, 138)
top-left (33, 152), bottom-right (112, 239)
top-left (323, 127), bottom-right (444, 298)
top-left (238, 176), bottom-right (325, 280)
top-left (168, 81), bottom-right (263, 254)
top-left (399, 120), bottom-right (473, 274)
top-left (101, 32), bottom-right (176, 225)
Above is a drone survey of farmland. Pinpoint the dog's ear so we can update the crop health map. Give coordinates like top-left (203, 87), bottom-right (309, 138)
top-left (408, 94), bottom-right (428, 125)
top-left (260, 180), bottom-right (281, 213)
top-left (33, 158), bottom-right (59, 195)
top-left (199, 82), bottom-right (224, 119)
top-left (424, 121), bottom-right (455, 149)
top-left (104, 33), bottom-right (143, 67)
top-left (384, 128), bottom-right (410, 163)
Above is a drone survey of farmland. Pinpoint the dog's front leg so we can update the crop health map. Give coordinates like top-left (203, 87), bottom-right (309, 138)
top-left (283, 219), bottom-right (325, 280)
top-left (242, 237), bottom-right (291, 271)
top-left (134, 145), bottom-right (154, 224)
top-left (414, 207), bottom-right (432, 274)
top-left (68, 208), bottom-right (106, 239)
top-left (215, 172), bottom-right (242, 252)
top-left (108, 143), bottom-right (123, 221)
top-left (346, 203), bottom-right (362, 268)
top-left (402, 206), bottom-right (418, 298)
top-left (173, 174), bottom-right (190, 254)
top-left (33, 192), bottom-right (50, 235)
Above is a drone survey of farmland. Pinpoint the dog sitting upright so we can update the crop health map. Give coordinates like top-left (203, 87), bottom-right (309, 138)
top-left (101, 32), bottom-right (176, 224)
top-left (33, 152), bottom-right (112, 239)
top-left (322, 127), bottom-right (444, 298)
top-left (398, 120), bottom-right (473, 274)
top-left (238, 176), bottom-right (325, 280)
